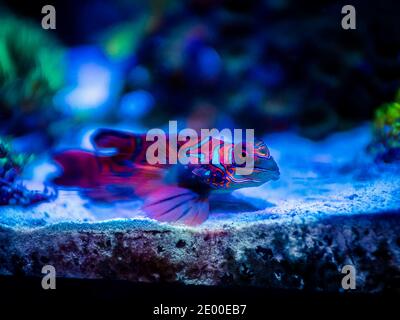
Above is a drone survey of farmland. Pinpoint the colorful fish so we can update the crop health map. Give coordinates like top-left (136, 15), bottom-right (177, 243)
top-left (53, 129), bottom-right (280, 225)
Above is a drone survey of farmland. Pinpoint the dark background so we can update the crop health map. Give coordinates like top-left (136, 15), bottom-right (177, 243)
top-left (0, 275), bottom-right (398, 317)
top-left (2, 0), bottom-right (400, 139)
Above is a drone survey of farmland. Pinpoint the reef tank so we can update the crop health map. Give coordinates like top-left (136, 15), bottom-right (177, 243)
top-left (0, 0), bottom-right (399, 317)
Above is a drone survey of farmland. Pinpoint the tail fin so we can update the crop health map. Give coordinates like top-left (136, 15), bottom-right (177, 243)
top-left (53, 148), bottom-right (168, 202)
top-left (53, 150), bottom-right (100, 188)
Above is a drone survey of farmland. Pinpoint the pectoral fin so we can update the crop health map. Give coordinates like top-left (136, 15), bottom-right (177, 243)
top-left (143, 186), bottom-right (209, 226)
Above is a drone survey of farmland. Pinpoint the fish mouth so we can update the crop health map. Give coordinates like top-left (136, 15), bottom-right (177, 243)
top-left (232, 157), bottom-right (280, 183)
top-left (252, 157), bottom-right (280, 180)
top-left (253, 166), bottom-right (280, 179)
top-left (253, 157), bottom-right (279, 172)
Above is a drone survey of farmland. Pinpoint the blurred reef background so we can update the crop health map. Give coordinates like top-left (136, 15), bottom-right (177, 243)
top-left (1, 0), bottom-right (400, 144)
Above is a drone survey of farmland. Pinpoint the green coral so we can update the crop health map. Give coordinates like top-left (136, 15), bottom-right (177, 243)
top-left (101, 18), bottom-right (150, 61)
top-left (0, 14), bottom-right (64, 116)
top-left (371, 101), bottom-right (400, 162)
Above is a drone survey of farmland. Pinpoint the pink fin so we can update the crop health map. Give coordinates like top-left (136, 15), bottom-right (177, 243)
top-left (143, 187), bottom-right (209, 226)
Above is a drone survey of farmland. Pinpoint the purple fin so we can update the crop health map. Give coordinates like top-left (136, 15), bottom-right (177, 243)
top-left (143, 187), bottom-right (209, 226)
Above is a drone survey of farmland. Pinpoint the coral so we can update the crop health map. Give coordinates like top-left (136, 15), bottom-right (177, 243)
top-left (370, 102), bottom-right (400, 162)
top-left (0, 137), bottom-right (51, 206)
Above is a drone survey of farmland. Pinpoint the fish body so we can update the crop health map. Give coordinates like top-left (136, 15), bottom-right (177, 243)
top-left (54, 129), bottom-right (279, 225)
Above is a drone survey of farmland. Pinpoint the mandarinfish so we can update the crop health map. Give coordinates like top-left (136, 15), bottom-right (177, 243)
top-left (53, 129), bottom-right (279, 226)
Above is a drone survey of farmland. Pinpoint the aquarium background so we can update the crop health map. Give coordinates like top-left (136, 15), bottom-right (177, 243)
top-left (2, 0), bottom-right (400, 145)
top-left (0, 0), bottom-right (399, 314)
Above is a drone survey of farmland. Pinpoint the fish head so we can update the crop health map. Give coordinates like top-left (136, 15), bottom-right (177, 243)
top-left (226, 139), bottom-right (280, 189)
top-left (191, 139), bottom-right (280, 190)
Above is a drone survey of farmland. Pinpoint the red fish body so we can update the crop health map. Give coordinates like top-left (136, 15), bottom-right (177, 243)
top-left (54, 129), bottom-right (279, 225)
